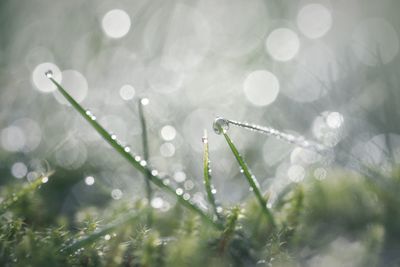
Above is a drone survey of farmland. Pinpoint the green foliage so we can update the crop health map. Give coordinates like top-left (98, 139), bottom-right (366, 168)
top-left (2, 77), bottom-right (400, 266)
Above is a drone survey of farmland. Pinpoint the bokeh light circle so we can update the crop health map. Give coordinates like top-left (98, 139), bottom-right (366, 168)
top-left (119, 84), bottom-right (135, 100)
top-left (351, 18), bottom-right (399, 66)
top-left (266, 28), bottom-right (300, 61)
top-left (32, 62), bottom-right (62, 93)
top-left (11, 162), bottom-right (28, 179)
top-left (102, 9), bottom-right (131, 39)
top-left (288, 164), bottom-right (305, 182)
top-left (54, 70), bottom-right (88, 105)
top-left (243, 70), bottom-right (280, 106)
top-left (297, 4), bottom-right (332, 39)
top-left (160, 125), bottom-right (176, 141)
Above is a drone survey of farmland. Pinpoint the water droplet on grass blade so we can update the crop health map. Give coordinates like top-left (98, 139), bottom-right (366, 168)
top-left (176, 188), bottom-right (184, 196)
top-left (45, 70), bottom-right (53, 78)
top-left (213, 117), bottom-right (230, 135)
top-left (140, 98), bottom-right (149, 106)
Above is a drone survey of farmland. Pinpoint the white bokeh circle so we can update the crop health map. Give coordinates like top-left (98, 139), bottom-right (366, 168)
top-left (243, 70), bottom-right (280, 106)
top-left (266, 28), bottom-right (300, 61)
top-left (297, 4), bottom-right (332, 39)
top-left (102, 9), bottom-right (131, 39)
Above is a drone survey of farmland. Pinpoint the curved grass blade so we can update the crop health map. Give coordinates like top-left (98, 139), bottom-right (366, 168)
top-left (62, 209), bottom-right (144, 253)
top-left (202, 130), bottom-right (222, 221)
top-left (216, 125), bottom-right (275, 228)
top-left (138, 98), bottom-right (153, 226)
top-left (47, 76), bottom-right (221, 230)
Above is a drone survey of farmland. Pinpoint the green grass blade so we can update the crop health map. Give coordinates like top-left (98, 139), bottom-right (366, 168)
top-left (138, 99), bottom-right (153, 226)
top-left (202, 130), bottom-right (222, 221)
top-left (47, 77), bottom-right (222, 230)
top-left (218, 127), bottom-right (275, 228)
top-left (62, 209), bottom-right (144, 253)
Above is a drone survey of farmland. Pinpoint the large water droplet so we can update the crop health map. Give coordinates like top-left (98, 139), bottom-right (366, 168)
top-left (45, 70), bottom-right (53, 78)
top-left (213, 117), bottom-right (230, 135)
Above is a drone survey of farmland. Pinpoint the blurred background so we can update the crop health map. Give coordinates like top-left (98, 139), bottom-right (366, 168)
top-left (0, 0), bottom-right (399, 222)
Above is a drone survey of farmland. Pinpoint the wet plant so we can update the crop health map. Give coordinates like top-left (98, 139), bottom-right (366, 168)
top-left (1, 72), bottom-right (400, 267)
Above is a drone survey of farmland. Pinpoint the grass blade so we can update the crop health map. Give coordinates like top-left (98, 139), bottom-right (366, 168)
top-left (138, 98), bottom-right (153, 226)
top-left (47, 76), bottom-right (221, 230)
top-left (216, 125), bottom-right (275, 228)
top-left (202, 130), bottom-right (222, 221)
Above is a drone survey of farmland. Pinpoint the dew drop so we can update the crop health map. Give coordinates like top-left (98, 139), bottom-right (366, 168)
top-left (124, 146), bottom-right (131, 153)
top-left (110, 134), bottom-right (117, 140)
top-left (213, 117), bottom-right (230, 135)
top-left (211, 188), bottom-right (217, 194)
top-left (45, 70), bottom-right (53, 78)
top-left (41, 176), bottom-right (49, 183)
top-left (183, 193), bottom-right (191, 200)
top-left (176, 188), bottom-right (184, 196)
top-left (140, 98), bottom-right (149, 106)
top-left (140, 160), bottom-right (147, 166)
top-left (134, 155), bottom-right (141, 162)
top-left (151, 169), bottom-right (159, 176)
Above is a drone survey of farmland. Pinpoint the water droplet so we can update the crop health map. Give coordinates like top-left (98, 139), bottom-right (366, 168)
top-left (213, 117), bottom-right (230, 135)
top-left (90, 115), bottom-right (96, 121)
top-left (140, 160), bottom-right (147, 166)
top-left (163, 178), bottom-right (170, 185)
top-left (183, 193), bottom-right (191, 200)
top-left (85, 110), bottom-right (92, 116)
top-left (41, 176), bottom-right (49, 183)
top-left (211, 188), bottom-right (217, 194)
top-left (140, 98), bottom-right (149, 106)
top-left (151, 169), bottom-right (159, 176)
top-left (110, 134), bottom-right (117, 140)
top-left (124, 146), bottom-right (131, 153)
top-left (134, 155), bottom-right (141, 162)
top-left (176, 188), bottom-right (184, 196)
top-left (104, 234), bottom-right (111, 241)
top-left (45, 70), bottom-right (53, 78)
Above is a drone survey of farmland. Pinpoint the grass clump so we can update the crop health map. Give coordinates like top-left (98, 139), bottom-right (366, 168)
top-left (1, 76), bottom-right (400, 267)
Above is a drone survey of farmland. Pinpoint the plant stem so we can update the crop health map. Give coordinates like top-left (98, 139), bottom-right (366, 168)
top-left (202, 130), bottom-right (222, 221)
top-left (138, 99), bottom-right (153, 226)
top-left (218, 126), bottom-right (275, 228)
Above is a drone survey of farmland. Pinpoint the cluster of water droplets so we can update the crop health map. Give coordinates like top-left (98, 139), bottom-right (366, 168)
top-left (213, 117), bottom-right (328, 153)
top-left (85, 110), bottom-right (97, 121)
